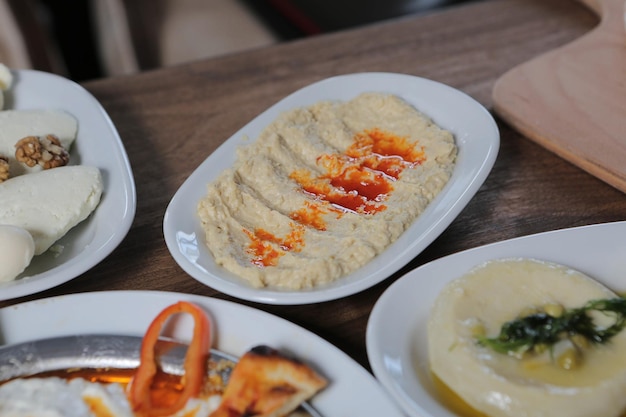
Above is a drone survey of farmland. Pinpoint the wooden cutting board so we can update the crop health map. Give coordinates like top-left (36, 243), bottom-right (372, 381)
top-left (492, 0), bottom-right (626, 193)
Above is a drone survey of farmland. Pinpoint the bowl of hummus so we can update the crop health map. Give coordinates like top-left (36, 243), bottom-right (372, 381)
top-left (366, 221), bottom-right (626, 417)
top-left (164, 72), bottom-right (499, 305)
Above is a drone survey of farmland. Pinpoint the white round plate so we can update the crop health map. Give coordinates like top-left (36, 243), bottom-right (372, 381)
top-left (366, 221), bottom-right (626, 417)
top-left (0, 70), bottom-right (136, 300)
top-left (164, 72), bottom-right (499, 305)
top-left (0, 290), bottom-right (404, 416)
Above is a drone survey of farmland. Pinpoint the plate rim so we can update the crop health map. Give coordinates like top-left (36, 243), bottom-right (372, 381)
top-left (163, 71), bottom-right (500, 305)
top-left (0, 69), bottom-right (137, 301)
top-left (0, 289), bottom-right (405, 416)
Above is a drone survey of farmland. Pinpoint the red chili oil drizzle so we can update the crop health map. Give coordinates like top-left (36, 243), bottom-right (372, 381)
top-left (290, 168), bottom-right (387, 215)
top-left (244, 225), bottom-right (305, 267)
top-left (290, 201), bottom-right (330, 231)
top-left (349, 128), bottom-right (426, 175)
top-left (294, 128), bottom-right (425, 213)
top-left (244, 128), bottom-right (424, 268)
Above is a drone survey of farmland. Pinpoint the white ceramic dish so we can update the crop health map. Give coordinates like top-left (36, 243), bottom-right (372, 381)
top-left (366, 221), bottom-right (626, 417)
top-left (164, 72), bottom-right (499, 305)
top-left (0, 290), bottom-right (405, 416)
top-left (0, 70), bottom-right (136, 301)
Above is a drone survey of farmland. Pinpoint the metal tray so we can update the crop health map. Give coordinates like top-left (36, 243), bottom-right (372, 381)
top-left (0, 334), bottom-right (321, 417)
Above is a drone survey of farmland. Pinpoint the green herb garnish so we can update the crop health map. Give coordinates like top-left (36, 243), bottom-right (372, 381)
top-left (477, 297), bottom-right (626, 356)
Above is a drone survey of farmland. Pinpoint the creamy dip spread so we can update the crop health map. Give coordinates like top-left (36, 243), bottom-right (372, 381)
top-left (197, 92), bottom-right (457, 289)
top-left (428, 258), bottom-right (626, 417)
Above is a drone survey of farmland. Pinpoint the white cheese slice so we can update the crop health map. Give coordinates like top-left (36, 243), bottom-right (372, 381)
top-left (0, 225), bottom-right (34, 282)
top-left (0, 109), bottom-right (78, 177)
top-left (0, 63), bottom-right (12, 110)
top-left (0, 165), bottom-right (103, 255)
top-left (428, 258), bottom-right (626, 417)
top-left (0, 63), bottom-right (12, 91)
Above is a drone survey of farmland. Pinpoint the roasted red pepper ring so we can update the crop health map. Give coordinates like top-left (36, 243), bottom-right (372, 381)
top-left (129, 301), bottom-right (211, 416)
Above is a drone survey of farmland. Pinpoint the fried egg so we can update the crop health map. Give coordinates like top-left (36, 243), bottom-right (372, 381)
top-left (0, 377), bottom-right (222, 417)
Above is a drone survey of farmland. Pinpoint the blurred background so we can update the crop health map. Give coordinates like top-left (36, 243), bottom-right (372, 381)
top-left (1, 0), bottom-right (475, 82)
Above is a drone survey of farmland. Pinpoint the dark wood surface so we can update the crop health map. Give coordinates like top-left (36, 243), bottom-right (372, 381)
top-left (2, 0), bottom-right (625, 372)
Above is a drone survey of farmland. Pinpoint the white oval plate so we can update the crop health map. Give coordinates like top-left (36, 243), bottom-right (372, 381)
top-left (0, 70), bottom-right (136, 301)
top-left (0, 290), bottom-right (405, 416)
top-left (164, 72), bottom-right (499, 305)
top-left (366, 221), bottom-right (626, 417)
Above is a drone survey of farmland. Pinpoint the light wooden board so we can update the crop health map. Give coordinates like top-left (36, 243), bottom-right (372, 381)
top-left (493, 0), bottom-right (626, 193)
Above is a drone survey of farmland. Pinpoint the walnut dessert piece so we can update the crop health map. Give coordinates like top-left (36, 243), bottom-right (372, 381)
top-left (15, 134), bottom-right (69, 169)
top-left (0, 109), bottom-right (78, 177)
top-left (0, 155), bottom-right (9, 183)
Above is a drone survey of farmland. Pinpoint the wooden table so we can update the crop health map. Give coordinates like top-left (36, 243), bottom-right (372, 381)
top-left (2, 0), bottom-right (625, 372)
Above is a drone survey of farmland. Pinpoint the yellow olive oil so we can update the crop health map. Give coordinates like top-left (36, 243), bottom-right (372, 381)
top-left (431, 370), bottom-right (626, 417)
top-left (430, 371), bottom-right (489, 417)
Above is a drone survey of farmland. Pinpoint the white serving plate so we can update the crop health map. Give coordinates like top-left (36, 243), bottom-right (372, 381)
top-left (0, 70), bottom-right (136, 301)
top-left (164, 72), bottom-right (499, 305)
top-left (0, 290), bottom-right (405, 416)
top-left (366, 221), bottom-right (626, 417)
